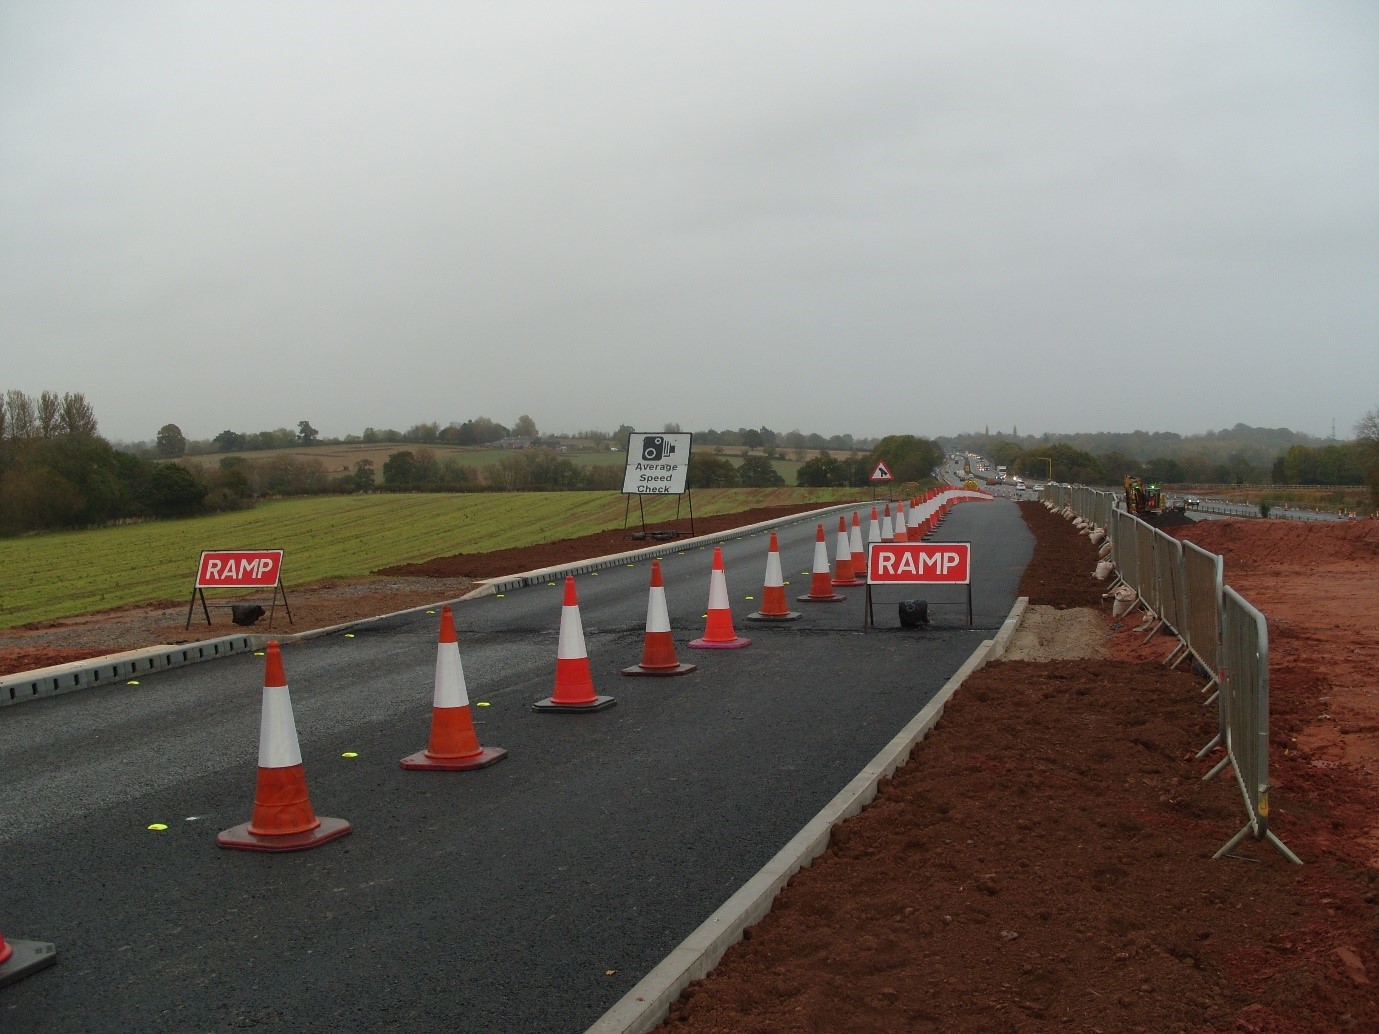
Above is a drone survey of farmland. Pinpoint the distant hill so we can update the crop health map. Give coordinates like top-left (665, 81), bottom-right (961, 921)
top-left (939, 424), bottom-right (1328, 467)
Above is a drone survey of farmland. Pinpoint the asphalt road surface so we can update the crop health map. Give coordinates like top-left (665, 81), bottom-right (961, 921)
top-left (1, 500), bottom-right (1031, 1033)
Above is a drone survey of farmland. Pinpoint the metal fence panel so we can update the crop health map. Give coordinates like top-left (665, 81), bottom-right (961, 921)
top-left (1113, 509), bottom-right (1138, 594)
top-left (1134, 519), bottom-right (1159, 614)
top-left (1152, 529), bottom-right (1183, 633)
top-left (1181, 540), bottom-right (1222, 678)
top-left (1215, 587), bottom-right (1297, 861)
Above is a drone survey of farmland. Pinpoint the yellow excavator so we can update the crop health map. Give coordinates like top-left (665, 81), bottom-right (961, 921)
top-left (1123, 475), bottom-right (1164, 516)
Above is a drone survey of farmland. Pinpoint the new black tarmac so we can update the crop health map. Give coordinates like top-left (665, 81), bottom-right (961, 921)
top-left (0, 500), bottom-right (1031, 1033)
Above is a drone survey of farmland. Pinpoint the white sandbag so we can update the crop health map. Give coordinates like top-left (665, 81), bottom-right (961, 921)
top-left (1109, 585), bottom-right (1137, 618)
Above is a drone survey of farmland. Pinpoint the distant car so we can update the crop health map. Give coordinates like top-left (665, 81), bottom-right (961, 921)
top-left (1185, 497), bottom-right (1201, 509)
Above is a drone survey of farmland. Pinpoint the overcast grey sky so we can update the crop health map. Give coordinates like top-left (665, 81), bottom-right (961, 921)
top-left (2, 2), bottom-right (1376, 445)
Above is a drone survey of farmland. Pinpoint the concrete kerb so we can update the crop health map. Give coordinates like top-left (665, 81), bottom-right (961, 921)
top-left (1, 635), bottom-right (262, 708)
top-left (0, 502), bottom-right (867, 708)
top-left (586, 595), bottom-right (1030, 1034)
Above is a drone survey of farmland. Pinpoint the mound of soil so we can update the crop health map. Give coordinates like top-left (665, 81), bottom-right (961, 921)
top-left (1142, 508), bottom-right (1197, 529)
top-left (1015, 500), bottom-right (1107, 608)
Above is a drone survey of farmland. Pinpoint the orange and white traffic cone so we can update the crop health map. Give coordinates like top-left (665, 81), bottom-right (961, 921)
top-left (0, 928), bottom-right (56, 988)
top-left (623, 560), bottom-right (696, 675)
top-left (848, 511), bottom-right (866, 577)
top-left (402, 606), bottom-right (507, 769)
top-left (799, 523), bottom-right (847, 602)
top-left (217, 642), bottom-right (352, 852)
top-left (881, 504), bottom-right (896, 543)
top-left (867, 506), bottom-right (882, 550)
top-left (690, 546), bottom-right (751, 649)
top-left (534, 576), bottom-right (616, 712)
top-left (747, 530), bottom-right (800, 621)
top-left (832, 516), bottom-right (864, 587)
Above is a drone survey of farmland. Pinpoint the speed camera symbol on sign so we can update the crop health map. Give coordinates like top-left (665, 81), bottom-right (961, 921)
top-left (642, 436), bottom-right (677, 462)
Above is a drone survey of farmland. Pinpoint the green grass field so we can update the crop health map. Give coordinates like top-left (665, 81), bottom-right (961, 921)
top-left (0, 488), bottom-right (860, 628)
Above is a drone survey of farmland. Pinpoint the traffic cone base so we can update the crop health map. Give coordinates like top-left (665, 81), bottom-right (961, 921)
top-left (798, 591), bottom-right (847, 602)
top-left (688, 632), bottom-right (751, 649)
top-left (0, 935), bottom-right (56, 988)
top-left (831, 575), bottom-right (865, 587)
top-left (216, 815), bottom-right (352, 853)
top-left (533, 694), bottom-right (617, 712)
top-left (746, 608), bottom-right (801, 621)
top-left (400, 745), bottom-right (507, 770)
top-left (622, 659), bottom-right (697, 676)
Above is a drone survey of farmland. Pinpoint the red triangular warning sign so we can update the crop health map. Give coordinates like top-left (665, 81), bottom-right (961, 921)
top-left (869, 461), bottom-right (893, 482)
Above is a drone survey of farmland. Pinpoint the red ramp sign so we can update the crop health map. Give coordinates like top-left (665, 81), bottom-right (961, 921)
top-left (867, 542), bottom-right (970, 584)
top-left (187, 549), bottom-right (292, 629)
top-left (864, 541), bottom-right (973, 627)
top-left (196, 550), bottom-right (283, 587)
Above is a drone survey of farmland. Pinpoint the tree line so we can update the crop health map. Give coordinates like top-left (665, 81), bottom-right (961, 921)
top-left (0, 390), bottom-right (237, 534)
top-left (944, 423), bottom-right (1330, 469)
top-left (127, 416), bottom-right (879, 461)
top-left (0, 386), bottom-right (946, 535)
top-left (969, 431), bottom-right (1378, 504)
top-left (7, 387), bottom-right (1375, 537)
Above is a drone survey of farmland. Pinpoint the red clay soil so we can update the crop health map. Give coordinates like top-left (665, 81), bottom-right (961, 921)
top-left (656, 506), bottom-right (1379, 1034)
top-left (1013, 499), bottom-right (1108, 608)
top-left (377, 503), bottom-right (835, 579)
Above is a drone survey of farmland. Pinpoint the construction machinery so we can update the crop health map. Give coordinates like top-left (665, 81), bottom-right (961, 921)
top-left (1123, 476), bottom-right (1164, 516)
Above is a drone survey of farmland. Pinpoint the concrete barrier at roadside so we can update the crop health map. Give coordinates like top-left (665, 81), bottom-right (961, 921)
top-left (1, 635), bottom-right (261, 707)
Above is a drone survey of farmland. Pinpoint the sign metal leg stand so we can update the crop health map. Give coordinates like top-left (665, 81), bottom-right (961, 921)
top-left (186, 588), bottom-right (212, 630)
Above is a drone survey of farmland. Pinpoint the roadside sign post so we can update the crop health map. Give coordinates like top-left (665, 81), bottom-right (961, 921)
top-left (863, 541), bottom-right (972, 629)
top-left (621, 432), bottom-right (694, 539)
top-left (868, 460), bottom-right (893, 501)
top-left (186, 549), bottom-right (292, 630)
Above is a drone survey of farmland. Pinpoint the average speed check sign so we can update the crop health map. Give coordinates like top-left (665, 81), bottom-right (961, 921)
top-left (622, 432), bottom-right (692, 495)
